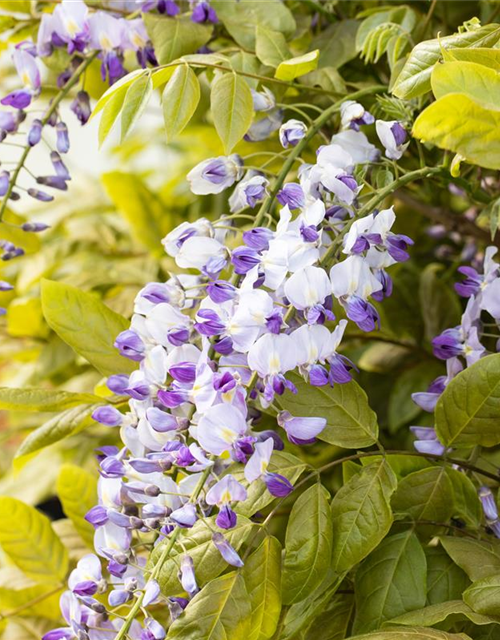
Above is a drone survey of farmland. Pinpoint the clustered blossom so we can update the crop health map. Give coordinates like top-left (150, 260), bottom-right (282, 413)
top-left (44, 100), bottom-right (412, 639)
top-left (410, 246), bottom-right (500, 500)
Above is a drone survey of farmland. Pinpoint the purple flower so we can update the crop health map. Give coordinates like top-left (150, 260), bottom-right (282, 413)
top-left (207, 280), bottom-right (237, 304)
top-left (114, 329), bottom-right (145, 361)
top-left (279, 119), bottom-right (307, 148)
top-left (432, 328), bottom-right (463, 360)
top-left (56, 122), bottom-right (70, 154)
top-left (242, 227), bottom-right (273, 251)
top-left (409, 426), bottom-right (446, 456)
top-left (479, 486), bottom-right (498, 521)
top-left (346, 296), bottom-right (380, 332)
top-left (170, 503), bottom-right (197, 528)
top-left (1, 89), bottom-right (32, 109)
top-left (277, 411), bottom-right (326, 445)
top-left (179, 556), bottom-right (198, 596)
top-left (27, 119), bottom-right (42, 146)
top-left (85, 505), bottom-right (109, 528)
top-left (92, 406), bottom-right (123, 427)
top-left (277, 183), bottom-right (305, 210)
top-left (264, 472), bottom-right (293, 497)
top-left (212, 532), bottom-right (244, 567)
top-left (191, 1), bottom-right (218, 23)
top-left (70, 90), bottom-right (91, 125)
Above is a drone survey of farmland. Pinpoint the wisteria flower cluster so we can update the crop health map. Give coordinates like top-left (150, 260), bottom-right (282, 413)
top-left (42, 99), bottom-right (413, 640)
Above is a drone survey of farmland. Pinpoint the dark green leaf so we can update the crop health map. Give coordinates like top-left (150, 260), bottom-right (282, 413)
top-left (353, 531), bottom-right (427, 633)
top-left (464, 575), bottom-right (500, 616)
top-left (0, 388), bottom-right (101, 412)
top-left (435, 354), bottom-right (500, 447)
top-left (391, 467), bottom-right (454, 522)
top-left (440, 536), bottom-right (500, 581)
top-left (425, 546), bottom-right (470, 605)
top-left (419, 264), bottom-right (462, 343)
top-left (311, 20), bottom-right (359, 69)
top-left (331, 459), bottom-right (397, 572)
top-left (388, 600), bottom-right (500, 627)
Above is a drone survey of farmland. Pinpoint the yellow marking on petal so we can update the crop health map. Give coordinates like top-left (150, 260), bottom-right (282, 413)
top-left (100, 34), bottom-right (113, 51)
top-left (221, 489), bottom-right (231, 503)
top-left (220, 426), bottom-right (236, 443)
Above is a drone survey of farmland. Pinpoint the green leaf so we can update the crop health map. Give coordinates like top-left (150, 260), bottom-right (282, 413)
top-left (57, 464), bottom-right (97, 549)
top-left (331, 459), bottom-right (397, 573)
top-left (389, 600), bottom-right (500, 627)
top-left (419, 264), bottom-right (462, 343)
top-left (98, 84), bottom-right (127, 147)
top-left (232, 451), bottom-right (306, 517)
top-left (2, 617), bottom-right (55, 640)
top-left (311, 19), bottom-right (359, 69)
top-left (91, 69), bottom-right (145, 119)
top-left (388, 361), bottom-right (443, 432)
top-left (353, 531), bottom-right (427, 634)
top-left (392, 23), bottom-right (500, 99)
top-left (281, 572), bottom-right (345, 640)
top-left (440, 536), bottom-right (500, 581)
top-left (150, 516), bottom-right (254, 595)
top-left (341, 626), bottom-right (471, 639)
top-left (102, 172), bottom-right (165, 254)
top-left (303, 593), bottom-right (354, 640)
top-left (0, 388), bottom-right (100, 412)
top-left (464, 575), bottom-right (500, 616)
top-left (41, 279), bottom-right (135, 377)
top-left (242, 537), bottom-right (282, 640)
top-left (166, 571), bottom-right (251, 640)
top-left (431, 61), bottom-right (500, 111)
top-left (120, 73), bottom-right (153, 142)
top-left (435, 354), bottom-right (500, 447)
top-left (275, 50), bottom-right (319, 81)
top-left (211, 0), bottom-right (295, 50)
top-left (391, 467), bottom-right (453, 522)
top-left (162, 64), bottom-right (201, 142)
top-left (426, 546), bottom-right (471, 605)
top-left (275, 372), bottom-right (378, 449)
top-left (210, 72), bottom-right (253, 153)
top-left (0, 497), bottom-right (68, 583)
top-left (255, 26), bottom-right (290, 68)
top-left (445, 468), bottom-right (482, 527)
top-left (282, 483), bottom-right (333, 605)
top-left (143, 14), bottom-right (212, 65)
top-left (14, 404), bottom-right (98, 464)
top-left (444, 48), bottom-right (500, 70)
top-left (413, 92), bottom-right (500, 170)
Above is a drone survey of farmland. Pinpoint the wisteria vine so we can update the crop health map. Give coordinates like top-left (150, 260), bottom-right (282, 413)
top-left (37, 87), bottom-right (443, 640)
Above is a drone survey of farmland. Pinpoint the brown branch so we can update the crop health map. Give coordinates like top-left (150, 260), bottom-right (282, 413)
top-left (396, 191), bottom-right (499, 248)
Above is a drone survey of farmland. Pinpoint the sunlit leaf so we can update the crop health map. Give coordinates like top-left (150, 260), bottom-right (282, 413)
top-left (210, 72), bottom-right (254, 153)
top-left (275, 50), bottom-right (319, 81)
top-left (120, 73), bottom-right (153, 142)
top-left (162, 64), bottom-right (201, 142)
top-left (57, 464), bottom-right (98, 549)
top-left (0, 497), bottom-right (68, 583)
top-left (143, 14), bottom-right (212, 65)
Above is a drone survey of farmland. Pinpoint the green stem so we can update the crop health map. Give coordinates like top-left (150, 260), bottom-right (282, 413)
top-left (113, 463), bottom-right (213, 640)
top-left (0, 51), bottom-right (98, 222)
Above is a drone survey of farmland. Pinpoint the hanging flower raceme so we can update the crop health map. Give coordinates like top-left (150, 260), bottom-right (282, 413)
top-left (44, 99), bottom-right (414, 640)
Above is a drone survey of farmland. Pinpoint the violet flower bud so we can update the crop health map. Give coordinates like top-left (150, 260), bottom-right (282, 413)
top-left (212, 532), bottom-right (244, 567)
top-left (50, 151), bottom-right (71, 180)
top-left (56, 121), bottom-right (70, 153)
top-left (70, 90), bottom-right (91, 125)
top-left (179, 555), bottom-right (198, 596)
top-left (106, 374), bottom-right (129, 395)
top-left (92, 406), bottom-right (123, 427)
top-left (0, 171), bottom-right (10, 196)
top-left (27, 118), bottom-right (42, 146)
top-left (27, 188), bottom-right (54, 202)
top-left (279, 119), bottom-right (307, 148)
top-left (36, 176), bottom-right (68, 191)
top-left (21, 222), bottom-right (50, 232)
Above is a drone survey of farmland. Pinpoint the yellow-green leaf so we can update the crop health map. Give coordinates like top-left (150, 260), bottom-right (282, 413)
top-left (282, 483), bottom-right (333, 605)
top-left (275, 50), bottom-right (319, 81)
top-left (98, 86), bottom-right (127, 147)
top-left (41, 279), bottom-right (135, 377)
top-left (0, 388), bottom-right (101, 412)
top-left (14, 404), bottom-right (99, 465)
top-left (255, 26), bottom-right (290, 68)
top-left (210, 72), bottom-right (253, 153)
top-left (444, 47), bottom-right (500, 70)
top-left (413, 93), bottom-right (500, 170)
top-left (166, 571), bottom-right (251, 640)
top-left (121, 73), bottom-right (153, 142)
top-left (0, 497), bottom-right (68, 583)
top-left (392, 23), bottom-right (500, 99)
top-left (57, 464), bottom-right (98, 549)
top-left (144, 14), bottom-right (212, 65)
top-left (242, 537), bottom-right (282, 640)
top-left (431, 61), bottom-right (500, 111)
top-left (162, 64), bottom-right (201, 142)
